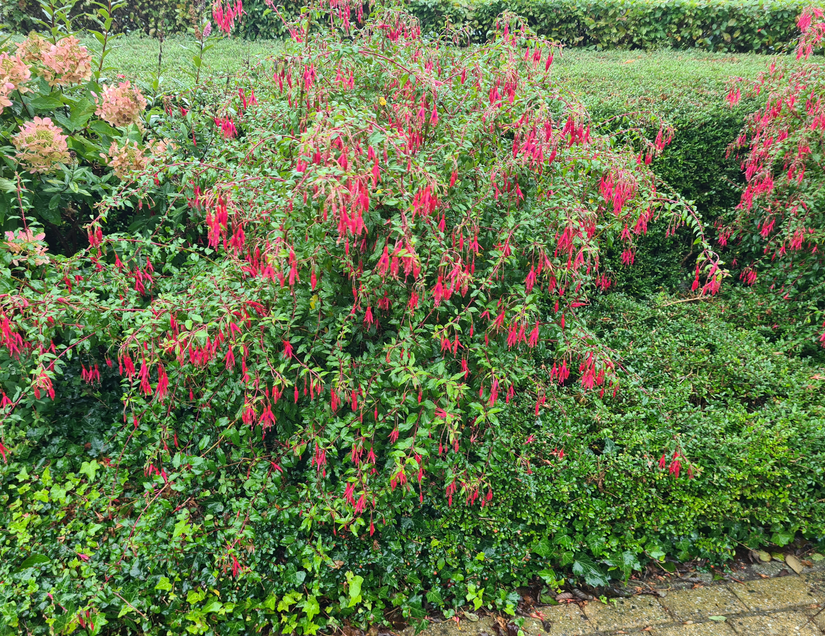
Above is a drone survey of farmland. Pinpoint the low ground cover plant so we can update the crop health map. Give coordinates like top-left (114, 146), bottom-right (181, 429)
top-left (1, 2), bottom-right (824, 636)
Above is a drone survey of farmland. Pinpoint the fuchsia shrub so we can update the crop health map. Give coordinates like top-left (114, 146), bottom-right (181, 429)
top-left (0, 2), bottom-right (725, 536)
top-left (723, 7), bottom-right (825, 347)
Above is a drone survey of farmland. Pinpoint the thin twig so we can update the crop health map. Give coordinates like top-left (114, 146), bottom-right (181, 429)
top-left (662, 296), bottom-right (712, 307)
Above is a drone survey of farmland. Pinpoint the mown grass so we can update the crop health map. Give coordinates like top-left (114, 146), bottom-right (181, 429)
top-left (553, 48), bottom-right (777, 113)
top-left (94, 33), bottom-right (781, 110)
top-left (80, 33), bottom-right (283, 92)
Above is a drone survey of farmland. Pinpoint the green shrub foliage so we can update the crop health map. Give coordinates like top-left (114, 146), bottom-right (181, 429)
top-left (3, 0), bottom-right (823, 52)
top-left (410, 0), bottom-right (825, 52)
top-left (2, 3), bottom-right (825, 636)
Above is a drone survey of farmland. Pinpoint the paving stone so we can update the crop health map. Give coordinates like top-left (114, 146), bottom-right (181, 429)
top-left (729, 576), bottom-right (822, 611)
top-left (521, 606), bottom-right (593, 636)
top-left (659, 586), bottom-right (746, 622)
top-left (744, 561), bottom-right (794, 580)
top-left (804, 606), bottom-right (825, 632)
top-left (651, 622), bottom-right (737, 636)
top-left (727, 611), bottom-right (820, 635)
top-left (407, 616), bottom-right (496, 636)
top-left (582, 595), bottom-right (670, 631)
top-left (803, 570), bottom-right (825, 590)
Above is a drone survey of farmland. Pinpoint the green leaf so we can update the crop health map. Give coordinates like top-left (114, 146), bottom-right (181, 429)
top-left (0, 178), bottom-right (17, 194)
top-left (18, 554), bottom-right (50, 570)
top-left (155, 577), bottom-right (173, 591)
top-left (346, 571), bottom-right (364, 607)
top-left (771, 530), bottom-right (794, 547)
top-left (572, 555), bottom-right (609, 588)
top-left (79, 460), bottom-right (99, 482)
top-left (28, 94), bottom-right (64, 110)
top-left (533, 537), bottom-right (552, 558)
top-left (303, 595), bottom-right (320, 621)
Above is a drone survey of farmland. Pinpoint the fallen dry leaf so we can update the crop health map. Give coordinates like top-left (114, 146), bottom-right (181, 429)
top-left (785, 554), bottom-right (805, 574)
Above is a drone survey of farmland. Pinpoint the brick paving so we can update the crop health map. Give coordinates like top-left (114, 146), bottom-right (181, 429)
top-left (410, 556), bottom-right (825, 636)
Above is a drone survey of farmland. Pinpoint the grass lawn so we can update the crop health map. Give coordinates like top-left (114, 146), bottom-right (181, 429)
top-left (94, 33), bottom-right (779, 110)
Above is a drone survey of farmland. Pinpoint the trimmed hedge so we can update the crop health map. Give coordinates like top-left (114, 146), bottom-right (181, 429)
top-left (411, 0), bottom-right (823, 51)
top-left (551, 51), bottom-right (766, 293)
top-left (4, 294), bottom-right (824, 633)
top-left (3, 0), bottom-right (823, 52)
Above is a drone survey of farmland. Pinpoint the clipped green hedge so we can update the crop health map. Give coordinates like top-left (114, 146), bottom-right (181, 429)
top-left (1, 0), bottom-right (200, 37)
top-left (411, 0), bottom-right (823, 51)
top-left (3, 0), bottom-right (823, 52)
top-left (548, 50), bottom-right (768, 293)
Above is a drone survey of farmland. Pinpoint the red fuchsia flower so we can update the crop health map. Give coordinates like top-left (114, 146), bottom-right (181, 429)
top-left (282, 339), bottom-right (293, 358)
top-left (214, 116), bottom-right (237, 139)
top-left (621, 249), bottom-right (635, 266)
top-left (312, 442), bottom-right (326, 475)
top-left (213, 0), bottom-right (243, 34)
top-left (259, 405), bottom-right (276, 429)
top-left (354, 493), bottom-right (366, 514)
top-left (669, 451), bottom-right (682, 478)
top-left (658, 453), bottom-right (667, 469)
top-left (740, 268), bottom-right (757, 286)
top-left (242, 403), bottom-right (256, 426)
top-left (446, 480), bottom-right (457, 506)
top-left (525, 266), bottom-right (536, 292)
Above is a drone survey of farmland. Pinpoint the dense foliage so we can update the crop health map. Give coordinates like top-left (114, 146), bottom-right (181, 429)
top-left (0, 0), bottom-right (170, 253)
top-left (720, 6), bottom-right (825, 354)
top-left (4, 0), bottom-right (824, 52)
top-left (1, 2), bottom-right (825, 636)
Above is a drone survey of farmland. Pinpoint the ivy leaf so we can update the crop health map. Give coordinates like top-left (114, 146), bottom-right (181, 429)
top-left (619, 550), bottom-right (641, 581)
top-left (346, 571), bottom-right (364, 607)
top-left (303, 594), bottom-right (320, 621)
top-left (533, 537), bottom-right (552, 558)
top-left (572, 555), bottom-right (609, 588)
top-left (79, 460), bottom-right (99, 482)
top-left (771, 530), bottom-right (794, 547)
top-left (155, 576), bottom-right (173, 592)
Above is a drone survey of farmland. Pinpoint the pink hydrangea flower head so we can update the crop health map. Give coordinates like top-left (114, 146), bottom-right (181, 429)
top-left (0, 52), bottom-right (32, 114)
top-left (95, 81), bottom-right (147, 128)
top-left (40, 36), bottom-right (92, 86)
top-left (16, 32), bottom-right (51, 64)
top-left (106, 139), bottom-right (149, 179)
top-left (4, 228), bottom-right (49, 266)
top-left (12, 116), bottom-right (70, 173)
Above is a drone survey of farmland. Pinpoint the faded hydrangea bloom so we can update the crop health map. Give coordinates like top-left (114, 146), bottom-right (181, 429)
top-left (40, 37), bottom-right (92, 86)
top-left (106, 140), bottom-right (149, 179)
top-left (105, 138), bottom-right (173, 179)
top-left (16, 32), bottom-right (51, 64)
top-left (12, 117), bottom-right (70, 174)
top-left (95, 81), bottom-right (147, 128)
top-left (147, 138), bottom-right (174, 158)
top-left (4, 229), bottom-right (49, 266)
top-left (0, 52), bottom-right (32, 114)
